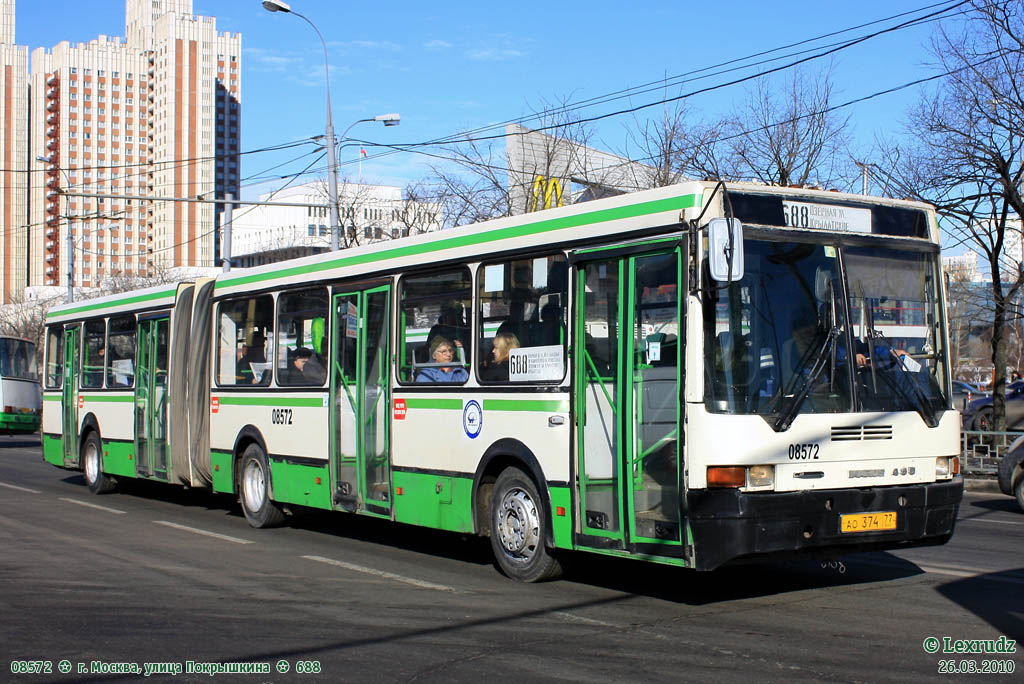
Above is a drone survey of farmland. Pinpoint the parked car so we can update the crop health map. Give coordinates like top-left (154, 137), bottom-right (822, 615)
top-left (999, 435), bottom-right (1024, 512)
top-left (962, 380), bottom-right (1024, 431)
top-left (952, 380), bottom-right (988, 411)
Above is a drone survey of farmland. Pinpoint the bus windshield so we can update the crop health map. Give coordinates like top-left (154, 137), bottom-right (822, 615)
top-left (703, 237), bottom-right (947, 427)
top-left (0, 338), bottom-right (38, 381)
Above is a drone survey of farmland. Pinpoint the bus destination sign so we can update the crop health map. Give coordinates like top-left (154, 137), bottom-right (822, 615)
top-left (781, 200), bottom-right (872, 233)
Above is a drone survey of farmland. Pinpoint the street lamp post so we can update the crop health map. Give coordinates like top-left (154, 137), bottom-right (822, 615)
top-left (38, 156), bottom-right (73, 303)
top-left (263, 1), bottom-right (400, 251)
top-left (262, 0), bottom-right (343, 250)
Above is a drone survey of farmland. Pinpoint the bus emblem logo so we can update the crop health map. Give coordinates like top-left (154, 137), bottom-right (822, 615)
top-left (463, 400), bottom-right (483, 439)
top-left (394, 398), bottom-right (407, 420)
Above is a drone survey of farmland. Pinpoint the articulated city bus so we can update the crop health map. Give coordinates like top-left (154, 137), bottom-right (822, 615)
top-left (0, 336), bottom-right (42, 435)
top-left (42, 181), bottom-right (963, 581)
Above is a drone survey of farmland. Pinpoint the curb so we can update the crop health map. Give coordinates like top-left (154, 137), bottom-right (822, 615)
top-left (963, 477), bottom-right (1002, 493)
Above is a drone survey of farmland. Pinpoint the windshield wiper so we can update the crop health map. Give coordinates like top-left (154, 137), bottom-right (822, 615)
top-left (769, 326), bottom-right (839, 432)
top-left (866, 329), bottom-right (939, 428)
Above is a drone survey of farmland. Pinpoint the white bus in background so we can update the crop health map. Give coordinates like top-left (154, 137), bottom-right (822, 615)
top-left (0, 336), bottom-right (41, 436)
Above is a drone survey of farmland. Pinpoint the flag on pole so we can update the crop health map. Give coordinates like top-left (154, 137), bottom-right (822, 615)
top-left (360, 148), bottom-right (367, 158)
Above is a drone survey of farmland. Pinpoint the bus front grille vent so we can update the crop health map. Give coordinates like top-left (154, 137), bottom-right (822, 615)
top-left (831, 425), bottom-right (893, 441)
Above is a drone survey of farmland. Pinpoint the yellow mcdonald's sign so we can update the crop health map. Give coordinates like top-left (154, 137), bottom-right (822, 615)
top-left (529, 175), bottom-right (563, 212)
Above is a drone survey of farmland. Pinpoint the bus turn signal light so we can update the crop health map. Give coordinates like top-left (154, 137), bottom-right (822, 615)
top-left (707, 466), bottom-right (745, 488)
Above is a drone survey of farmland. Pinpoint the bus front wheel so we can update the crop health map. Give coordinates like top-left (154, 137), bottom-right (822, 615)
top-left (82, 432), bottom-right (116, 494)
top-left (239, 444), bottom-right (285, 528)
top-left (489, 467), bottom-right (562, 582)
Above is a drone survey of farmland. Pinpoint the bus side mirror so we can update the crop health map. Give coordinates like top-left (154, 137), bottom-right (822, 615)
top-left (708, 218), bottom-right (744, 282)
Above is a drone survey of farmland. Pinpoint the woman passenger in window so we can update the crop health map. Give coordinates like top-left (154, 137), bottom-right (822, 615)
top-left (416, 337), bottom-right (468, 383)
top-left (480, 332), bottom-right (520, 382)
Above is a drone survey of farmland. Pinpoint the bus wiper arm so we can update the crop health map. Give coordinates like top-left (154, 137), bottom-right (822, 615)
top-left (771, 327), bottom-right (839, 432)
top-left (870, 330), bottom-right (939, 428)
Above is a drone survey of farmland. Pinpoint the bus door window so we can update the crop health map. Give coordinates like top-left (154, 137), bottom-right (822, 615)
top-left (44, 326), bottom-right (63, 389)
top-left (82, 320), bottom-right (107, 388)
top-left (216, 295), bottom-right (274, 386)
top-left (106, 316), bottom-right (136, 388)
top-left (398, 268), bottom-right (472, 384)
top-left (477, 254), bottom-right (568, 384)
top-left (277, 288), bottom-right (329, 386)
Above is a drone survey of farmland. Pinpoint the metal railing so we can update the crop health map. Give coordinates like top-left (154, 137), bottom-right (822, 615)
top-left (961, 430), bottom-right (1018, 475)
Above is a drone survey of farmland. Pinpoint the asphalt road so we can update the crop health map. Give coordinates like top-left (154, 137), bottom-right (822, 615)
top-left (1, 435), bottom-right (1021, 683)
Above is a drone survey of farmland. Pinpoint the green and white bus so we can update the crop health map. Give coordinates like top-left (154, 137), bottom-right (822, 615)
top-left (42, 181), bottom-right (963, 581)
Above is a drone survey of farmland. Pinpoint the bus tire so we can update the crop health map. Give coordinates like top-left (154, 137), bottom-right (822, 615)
top-left (1014, 470), bottom-right (1024, 513)
top-left (82, 431), bottom-right (116, 495)
top-left (239, 443), bottom-right (285, 528)
top-left (489, 466), bottom-right (562, 582)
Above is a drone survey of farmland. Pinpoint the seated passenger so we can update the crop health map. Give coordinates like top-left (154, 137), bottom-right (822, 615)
top-left (427, 302), bottom-right (470, 359)
top-left (480, 332), bottom-right (520, 382)
top-left (416, 337), bottom-right (468, 383)
top-left (290, 347), bottom-right (326, 385)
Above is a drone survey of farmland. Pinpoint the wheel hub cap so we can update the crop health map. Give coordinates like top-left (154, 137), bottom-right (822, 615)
top-left (497, 488), bottom-right (540, 559)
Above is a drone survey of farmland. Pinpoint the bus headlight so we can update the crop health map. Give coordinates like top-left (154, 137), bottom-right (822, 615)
top-left (935, 456), bottom-right (956, 479)
top-left (747, 465), bottom-right (775, 488)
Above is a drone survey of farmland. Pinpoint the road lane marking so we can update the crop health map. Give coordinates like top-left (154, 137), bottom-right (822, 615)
top-left (59, 497), bottom-right (126, 514)
top-left (553, 611), bottom-right (618, 627)
top-left (0, 481), bottom-right (41, 494)
top-left (303, 555), bottom-right (461, 593)
top-left (915, 565), bottom-right (1024, 585)
top-left (152, 521), bottom-right (254, 544)
top-left (958, 517), bottom-right (1024, 527)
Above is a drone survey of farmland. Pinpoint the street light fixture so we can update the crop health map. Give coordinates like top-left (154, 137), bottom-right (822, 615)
top-left (263, 2), bottom-right (401, 250)
top-left (37, 155), bottom-right (73, 303)
top-left (262, 0), bottom-right (343, 250)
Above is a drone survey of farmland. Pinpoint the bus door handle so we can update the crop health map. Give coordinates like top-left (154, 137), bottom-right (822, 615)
top-left (548, 415), bottom-right (566, 427)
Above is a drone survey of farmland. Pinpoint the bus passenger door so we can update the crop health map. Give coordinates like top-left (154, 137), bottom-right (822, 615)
top-left (61, 325), bottom-right (80, 466)
top-left (331, 285), bottom-right (392, 517)
top-left (575, 248), bottom-right (684, 553)
top-left (134, 316), bottom-right (170, 480)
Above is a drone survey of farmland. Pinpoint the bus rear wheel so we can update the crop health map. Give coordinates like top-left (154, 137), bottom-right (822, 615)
top-left (489, 467), bottom-right (562, 582)
top-left (82, 432), bottom-right (116, 494)
top-left (239, 444), bottom-right (285, 528)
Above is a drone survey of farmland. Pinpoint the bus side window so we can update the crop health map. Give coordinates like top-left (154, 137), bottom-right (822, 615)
top-left (398, 268), bottom-right (472, 384)
top-left (45, 325), bottom-right (63, 389)
top-left (107, 315), bottom-right (136, 388)
top-left (477, 254), bottom-right (568, 384)
top-left (216, 295), bottom-right (274, 386)
top-left (82, 319), bottom-right (107, 388)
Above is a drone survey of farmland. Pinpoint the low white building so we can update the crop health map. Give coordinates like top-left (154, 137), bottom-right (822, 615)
top-left (224, 181), bottom-right (442, 268)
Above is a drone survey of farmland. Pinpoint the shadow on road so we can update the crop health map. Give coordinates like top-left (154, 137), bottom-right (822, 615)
top-left (936, 569), bottom-right (1024, 643)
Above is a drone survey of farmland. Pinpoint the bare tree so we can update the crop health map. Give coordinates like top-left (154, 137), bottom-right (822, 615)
top-left (426, 96), bottom-right (602, 227)
top-left (719, 65), bottom-right (853, 188)
top-left (878, 2), bottom-right (1024, 429)
top-left (0, 290), bottom-right (65, 360)
top-left (623, 99), bottom-right (729, 188)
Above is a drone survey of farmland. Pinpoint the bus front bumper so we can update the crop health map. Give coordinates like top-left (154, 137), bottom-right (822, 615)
top-left (686, 478), bottom-right (963, 571)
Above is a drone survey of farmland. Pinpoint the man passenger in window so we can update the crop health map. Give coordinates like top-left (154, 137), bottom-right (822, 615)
top-left (291, 347), bottom-right (326, 385)
top-left (417, 337), bottom-right (468, 383)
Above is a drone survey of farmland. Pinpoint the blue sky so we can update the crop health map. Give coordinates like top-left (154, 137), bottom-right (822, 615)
top-left (18, 1), bottom-right (959, 200)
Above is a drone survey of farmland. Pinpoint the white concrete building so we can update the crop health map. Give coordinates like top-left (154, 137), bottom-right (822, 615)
top-left (225, 181), bottom-right (442, 268)
top-left (27, 0), bottom-right (240, 293)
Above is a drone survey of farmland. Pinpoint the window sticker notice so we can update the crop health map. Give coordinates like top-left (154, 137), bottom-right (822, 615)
top-left (508, 345), bottom-right (564, 382)
top-left (781, 200), bottom-right (871, 233)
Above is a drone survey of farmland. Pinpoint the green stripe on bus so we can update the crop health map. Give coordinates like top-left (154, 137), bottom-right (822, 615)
top-left (483, 399), bottom-right (570, 412)
top-left (216, 395), bottom-right (324, 408)
top-left (81, 394), bottom-right (134, 403)
top-left (43, 394), bottom-right (62, 401)
top-left (47, 287), bottom-right (178, 319)
top-left (403, 398), bottom-right (462, 410)
top-left (217, 194), bottom-right (699, 291)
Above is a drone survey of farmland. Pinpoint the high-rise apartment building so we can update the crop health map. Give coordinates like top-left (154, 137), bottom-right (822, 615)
top-left (0, 0), bottom-right (29, 303)
top-left (26, 0), bottom-right (240, 295)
